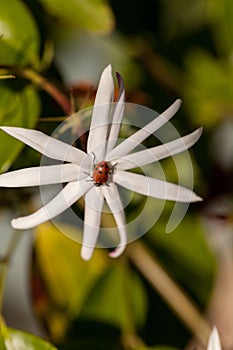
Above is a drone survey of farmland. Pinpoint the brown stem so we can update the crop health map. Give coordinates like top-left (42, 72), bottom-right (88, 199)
top-left (127, 241), bottom-right (212, 347)
top-left (20, 68), bottom-right (72, 115)
top-left (0, 66), bottom-right (71, 115)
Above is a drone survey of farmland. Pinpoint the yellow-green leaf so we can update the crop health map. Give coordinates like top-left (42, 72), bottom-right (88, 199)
top-left (182, 50), bottom-right (233, 127)
top-left (0, 0), bottom-right (40, 67)
top-left (35, 222), bottom-right (109, 319)
top-left (0, 319), bottom-right (57, 350)
top-left (38, 0), bottom-right (115, 33)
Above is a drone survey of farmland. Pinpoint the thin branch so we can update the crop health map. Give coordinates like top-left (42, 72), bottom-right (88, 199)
top-left (20, 68), bottom-right (72, 115)
top-left (0, 66), bottom-right (71, 115)
top-left (127, 241), bottom-right (212, 347)
top-left (0, 74), bottom-right (15, 79)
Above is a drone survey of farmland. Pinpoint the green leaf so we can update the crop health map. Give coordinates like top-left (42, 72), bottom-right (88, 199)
top-left (182, 50), bottom-right (233, 127)
top-left (207, 0), bottom-right (233, 56)
top-left (0, 0), bottom-right (40, 67)
top-left (38, 0), bottom-right (115, 33)
top-left (0, 83), bottom-right (41, 173)
top-left (80, 263), bottom-right (148, 331)
top-left (0, 320), bottom-right (57, 350)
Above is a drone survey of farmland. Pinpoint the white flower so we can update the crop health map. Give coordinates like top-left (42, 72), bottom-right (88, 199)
top-left (0, 65), bottom-right (202, 260)
top-left (207, 327), bottom-right (222, 350)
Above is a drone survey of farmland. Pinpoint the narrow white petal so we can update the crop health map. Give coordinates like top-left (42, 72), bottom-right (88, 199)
top-left (81, 187), bottom-right (104, 261)
top-left (11, 180), bottom-right (93, 229)
top-left (0, 164), bottom-right (85, 187)
top-left (92, 65), bottom-right (114, 106)
top-left (106, 99), bottom-right (182, 161)
top-left (113, 170), bottom-right (202, 203)
top-left (207, 327), bottom-right (222, 350)
top-left (0, 126), bottom-right (89, 167)
top-left (102, 183), bottom-right (127, 258)
top-left (106, 72), bottom-right (125, 154)
top-left (87, 65), bottom-right (114, 160)
top-left (115, 128), bottom-right (203, 170)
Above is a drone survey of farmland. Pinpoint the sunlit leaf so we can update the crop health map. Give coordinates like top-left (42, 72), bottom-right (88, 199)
top-left (0, 84), bottom-right (40, 173)
top-left (207, 0), bottom-right (233, 56)
top-left (0, 319), bottom-right (57, 350)
top-left (35, 222), bottom-right (109, 319)
top-left (0, 0), bottom-right (40, 67)
top-left (35, 223), bottom-right (147, 334)
top-left (38, 0), bottom-right (115, 33)
top-left (182, 50), bottom-right (233, 127)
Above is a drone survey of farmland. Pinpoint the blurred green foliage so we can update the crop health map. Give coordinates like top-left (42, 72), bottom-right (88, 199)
top-left (1, 0), bottom-right (233, 349)
top-left (0, 85), bottom-right (40, 172)
top-left (0, 0), bottom-right (40, 68)
top-left (38, 0), bottom-right (114, 33)
top-left (0, 318), bottom-right (57, 350)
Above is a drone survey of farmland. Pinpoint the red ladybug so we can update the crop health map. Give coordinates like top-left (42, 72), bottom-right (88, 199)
top-left (93, 161), bottom-right (111, 187)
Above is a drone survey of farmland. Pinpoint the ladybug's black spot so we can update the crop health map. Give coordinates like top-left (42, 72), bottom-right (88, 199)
top-left (99, 170), bottom-right (103, 174)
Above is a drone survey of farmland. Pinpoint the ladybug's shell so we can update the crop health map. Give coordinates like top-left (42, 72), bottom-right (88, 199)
top-left (93, 161), bottom-right (110, 186)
